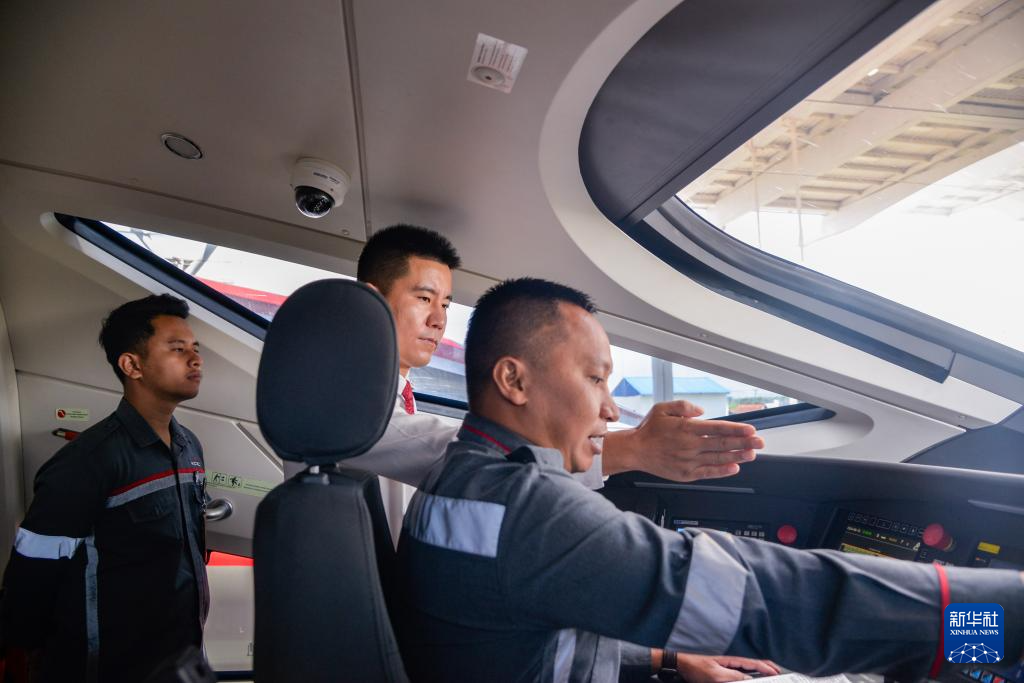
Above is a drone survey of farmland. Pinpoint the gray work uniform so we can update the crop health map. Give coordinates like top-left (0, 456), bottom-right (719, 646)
top-left (1, 399), bottom-right (209, 683)
top-left (396, 413), bottom-right (1024, 683)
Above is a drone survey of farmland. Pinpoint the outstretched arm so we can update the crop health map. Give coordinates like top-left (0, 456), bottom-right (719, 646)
top-left (505, 480), bottom-right (1024, 681)
top-left (343, 408), bottom-right (459, 486)
top-left (602, 400), bottom-right (765, 481)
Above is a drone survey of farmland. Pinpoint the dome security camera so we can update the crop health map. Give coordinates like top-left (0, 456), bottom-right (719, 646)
top-left (291, 158), bottom-right (351, 219)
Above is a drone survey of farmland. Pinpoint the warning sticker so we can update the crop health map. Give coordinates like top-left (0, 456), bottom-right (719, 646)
top-left (55, 408), bottom-right (90, 421)
top-left (207, 471), bottom-right (276, 497)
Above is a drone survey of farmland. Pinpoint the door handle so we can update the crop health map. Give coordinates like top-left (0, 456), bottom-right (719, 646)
top-left (204, 498), bottom-right (233, 522)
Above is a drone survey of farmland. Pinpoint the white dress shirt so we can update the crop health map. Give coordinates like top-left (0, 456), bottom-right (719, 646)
top-left (347, 375), bottom-right (604, 488)
top-left (289, 374), bottom-right (606, 541)
top-left (343, 375), bottom-right (459, 486)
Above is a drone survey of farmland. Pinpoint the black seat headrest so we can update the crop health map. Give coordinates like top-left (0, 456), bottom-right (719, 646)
top-left (256, 279), bottom-right (398, 465)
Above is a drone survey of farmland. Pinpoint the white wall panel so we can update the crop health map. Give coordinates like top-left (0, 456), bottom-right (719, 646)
top-left (0, 298), bottom-right (24, 564)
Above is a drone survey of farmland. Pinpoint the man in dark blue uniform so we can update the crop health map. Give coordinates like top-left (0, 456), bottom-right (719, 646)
top-left (396, 278), bottom-right (1024, 682)
top-left (1, 294), bottom-right (209, 682)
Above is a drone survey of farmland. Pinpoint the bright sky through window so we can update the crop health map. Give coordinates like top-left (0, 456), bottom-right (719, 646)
top-left (678, 0), bottom-right (1024, 353)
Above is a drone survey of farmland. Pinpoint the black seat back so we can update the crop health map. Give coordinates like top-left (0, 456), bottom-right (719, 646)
top-left (253, 279), bottom-right (406, 682)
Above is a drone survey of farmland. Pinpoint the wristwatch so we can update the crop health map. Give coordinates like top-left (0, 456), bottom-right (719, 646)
top-left (657, 649), bottom-right (680, 681)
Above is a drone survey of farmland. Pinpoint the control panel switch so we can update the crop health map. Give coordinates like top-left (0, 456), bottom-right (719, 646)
top-left (922, 523), bottom-right (955, 552)
top-left (776, 524), bottom-right (798, 545)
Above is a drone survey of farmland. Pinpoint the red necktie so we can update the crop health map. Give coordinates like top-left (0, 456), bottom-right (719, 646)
top-left (401, 381), bottom-right (415, 415)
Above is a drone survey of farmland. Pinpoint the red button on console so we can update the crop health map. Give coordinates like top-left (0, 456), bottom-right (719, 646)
top-left (776, 524), bottom-right (798, 545)
top-left (923, 523), bottom-right (955, 552)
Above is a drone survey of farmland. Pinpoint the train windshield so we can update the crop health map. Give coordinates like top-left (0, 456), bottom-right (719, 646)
top-left (676, 0), bottom-right (1024, 352)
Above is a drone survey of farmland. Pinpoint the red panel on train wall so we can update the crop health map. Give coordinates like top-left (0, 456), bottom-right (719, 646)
top-left (207, 552), bottom-right (253, 567)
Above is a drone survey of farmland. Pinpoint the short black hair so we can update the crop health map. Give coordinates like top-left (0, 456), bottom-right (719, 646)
top-left (98, 294), bottom-right (190, 383)
top-left (464, 278), bottom-right (595, 408)
top-left (357, 224), bottom-right (461, 294)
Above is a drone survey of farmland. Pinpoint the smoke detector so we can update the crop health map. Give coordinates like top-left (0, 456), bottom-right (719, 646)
top-left (468, 33), bottom-right (527, 93)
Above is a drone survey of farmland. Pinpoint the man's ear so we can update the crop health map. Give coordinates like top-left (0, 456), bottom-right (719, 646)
top-left (491, 356), bottom-right (529, 406)
top-left (118, 352), bottom-right (144, 381)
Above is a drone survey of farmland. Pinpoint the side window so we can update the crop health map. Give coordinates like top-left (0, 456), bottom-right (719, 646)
top-left (403, 297), bottom-right (799, 417)
top-left (88, 220), bottom-right (475, 405)
top-left (69, 218), bottom-right (808, 416)
top-left (111, 224), bottom-right (341, 320)
top-left (608, 345), bottom-right (800, 426)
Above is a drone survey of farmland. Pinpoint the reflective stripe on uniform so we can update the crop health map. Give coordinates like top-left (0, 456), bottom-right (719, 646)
top-left (667, 531), bottom-right (748, 654)
top-left (552, 628), bottom-right (577, 683)
top-left (14, 527), bottom-right (84, 559)
top-left (405, 492), bottom-right (505, 558)
top-left (106, 474), bottom-right (178, 508)
top-left (85, 535), bottom-right (100, 683)
top-left (105, 468), bottom-right (203, 508)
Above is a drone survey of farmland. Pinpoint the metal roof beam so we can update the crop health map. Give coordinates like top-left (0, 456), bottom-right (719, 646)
top-left (806, 0), bottom-right (978, 102)
top-left (816, 127), bottom-right (1024, 242)
top-left (707, 9), bottom-right (1024, 228)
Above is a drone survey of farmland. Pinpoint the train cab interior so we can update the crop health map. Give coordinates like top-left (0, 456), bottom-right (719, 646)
top-left (1, 0), bottom-right (1023, 680)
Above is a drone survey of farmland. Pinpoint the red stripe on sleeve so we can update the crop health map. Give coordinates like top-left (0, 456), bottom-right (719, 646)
top-left (929, 562), bottom-right (952, 679)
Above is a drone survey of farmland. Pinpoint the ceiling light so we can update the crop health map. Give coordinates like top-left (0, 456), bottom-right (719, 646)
top-left (161, 132), bottom-right (203, 160)
top-left (867, 68), bottom-right (880, 77)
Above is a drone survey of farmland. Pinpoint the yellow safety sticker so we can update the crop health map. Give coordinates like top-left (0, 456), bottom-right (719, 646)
top-left (977, 541), bottom-right (1001, 555)
top-left (55, 408), bottom-right (90, 421)
top-left (207, 471), bottom-right (276, 497)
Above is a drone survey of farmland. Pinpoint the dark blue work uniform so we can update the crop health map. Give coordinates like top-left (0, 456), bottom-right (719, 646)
top-left (1, 399), bottom-right (210, 683)
top-left (397, 413), bottom-right (1024, 683)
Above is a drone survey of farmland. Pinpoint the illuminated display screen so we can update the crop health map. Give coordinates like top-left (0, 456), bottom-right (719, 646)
top-left (836, 511), bottom-right (921, 561)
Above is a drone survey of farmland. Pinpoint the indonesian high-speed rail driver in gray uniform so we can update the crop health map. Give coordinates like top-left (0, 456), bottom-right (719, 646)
top-left (395, 277), bottom-right (1024, 683)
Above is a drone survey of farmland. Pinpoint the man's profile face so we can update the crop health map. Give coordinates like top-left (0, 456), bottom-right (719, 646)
top-left (126, 315), bottom-right (203, 402)
top-left (382, 256), bottom-right (453, 375)
top-left (522, 304), bottom-right (620, 473)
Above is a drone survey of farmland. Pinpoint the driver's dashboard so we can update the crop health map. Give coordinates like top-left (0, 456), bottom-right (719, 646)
top-left (603, 456), bottom-right (1024, 683)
